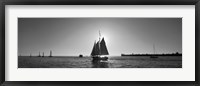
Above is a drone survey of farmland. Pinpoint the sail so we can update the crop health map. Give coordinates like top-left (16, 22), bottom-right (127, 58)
top-left (100, 37), bottom-right (109, 55)
top-left (96, 41), bottom-right (100, 55)
top-left (91, 41), bottom-right (101, 56)
top-left (91, 31), bottom-right (109, 56)
top-left (91, 42), bottom-right (97, 56)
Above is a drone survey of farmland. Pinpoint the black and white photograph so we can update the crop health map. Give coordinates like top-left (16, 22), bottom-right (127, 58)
top-left (18, 18), bottom-right (182, 68)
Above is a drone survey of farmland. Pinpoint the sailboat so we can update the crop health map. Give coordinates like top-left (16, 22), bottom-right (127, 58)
top-left (150, 44), bottom-right (158, 58)
top-left (91, 31), bottom-right (109, 61)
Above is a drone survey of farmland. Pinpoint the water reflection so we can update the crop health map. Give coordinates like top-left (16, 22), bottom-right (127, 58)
top-left (91, 60), bottom-right (109, 68)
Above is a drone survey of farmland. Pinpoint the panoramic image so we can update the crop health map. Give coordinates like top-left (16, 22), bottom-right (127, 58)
top-left (18, 18), bottom-right (182, 68)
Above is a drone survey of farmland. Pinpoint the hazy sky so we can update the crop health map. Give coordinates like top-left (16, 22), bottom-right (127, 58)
top-left (18, 18), bottom-right (182, 56)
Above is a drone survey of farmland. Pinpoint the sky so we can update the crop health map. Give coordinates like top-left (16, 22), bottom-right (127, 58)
top-left (18, 18), bottom-right (182, 56)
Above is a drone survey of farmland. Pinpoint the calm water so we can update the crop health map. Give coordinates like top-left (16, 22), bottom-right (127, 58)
top-left (18, 56), bottom-right (182, 68)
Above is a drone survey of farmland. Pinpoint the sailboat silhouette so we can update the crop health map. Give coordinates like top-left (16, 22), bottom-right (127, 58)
top-left (91, 31), bottom-right (109, 61)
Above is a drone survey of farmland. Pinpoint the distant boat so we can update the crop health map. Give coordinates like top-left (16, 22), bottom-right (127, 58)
top-left (79, 54), bottom-right (83, 57)
top-left (91, 31), bottom-right (109, 61)
top-left (150, 44), bottom-right (158, 58)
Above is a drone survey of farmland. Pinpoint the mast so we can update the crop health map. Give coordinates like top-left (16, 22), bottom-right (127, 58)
top-left (99, 30), bottom-right (101, 55)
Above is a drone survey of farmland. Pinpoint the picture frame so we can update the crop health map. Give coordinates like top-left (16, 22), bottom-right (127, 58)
top-left (0, 0), bottom-right (199, 86)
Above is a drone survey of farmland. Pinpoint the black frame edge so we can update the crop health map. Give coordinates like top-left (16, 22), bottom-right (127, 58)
top-left (0, 0), bottom-right (5, 85)
top-left (1, 0), bottom-right (200, 5)
top-left (195, 1), bottom-right (200, 86)
top-left (0, 0), bottom-right (199, 86)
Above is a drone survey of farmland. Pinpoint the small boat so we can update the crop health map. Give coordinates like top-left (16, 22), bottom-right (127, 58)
top-left (91, 31), bottom-right (109, 61)
top-left (79, 54), bottom-right (83, 57)
top-left (150, 44), bottom-right (158, 58)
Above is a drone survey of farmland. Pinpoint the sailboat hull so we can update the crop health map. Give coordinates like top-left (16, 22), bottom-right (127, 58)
top-left (92, 56), bottom-right (108, 61)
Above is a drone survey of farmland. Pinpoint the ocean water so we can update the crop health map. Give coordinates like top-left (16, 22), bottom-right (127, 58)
top-left (18, 56), bottom-right (182, 68)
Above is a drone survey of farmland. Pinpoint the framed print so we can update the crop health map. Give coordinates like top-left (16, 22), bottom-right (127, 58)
top-left (0, 0), bottom-right (199, 86)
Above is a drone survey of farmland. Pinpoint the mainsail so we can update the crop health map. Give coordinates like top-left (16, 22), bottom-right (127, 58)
top-left (96, 41), bottom-right (100, 55)
top-left (100, 37), bottom-right (109, 55)
top-left (91, 41), bottom-right (97, 56)
top-left (91, 37), bottom-right (109, 56)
